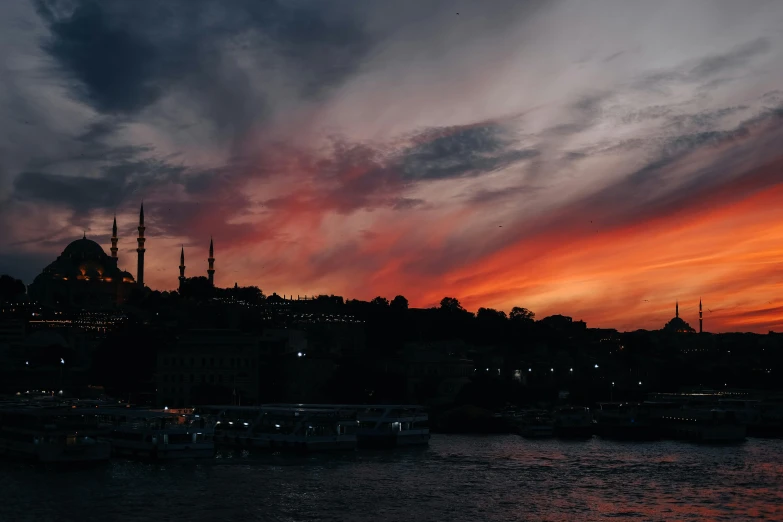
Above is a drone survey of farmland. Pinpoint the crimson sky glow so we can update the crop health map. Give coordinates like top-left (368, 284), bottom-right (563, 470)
top-left (1, 1), bottom-right (782, 332)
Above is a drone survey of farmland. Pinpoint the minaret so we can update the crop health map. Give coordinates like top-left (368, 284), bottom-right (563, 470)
top-left (179, 246), bottom-right (186, 290)
top-left (676, 300), bottom-right (679, 318)
top-left (207, 237), bottom-right (215, 286)
top-left (110, 215), bottom-right (118, 260)
top-left (136, 202), bottom-right (146, 288)
top-left (699, 298), bottom-right (703, 334)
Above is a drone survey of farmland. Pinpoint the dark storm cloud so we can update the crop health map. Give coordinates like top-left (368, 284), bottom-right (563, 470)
top-left (12, 158), bottom-right (187, 212)
top-left (14, 172), bottom-right (120, 209)
top-left (400, 124), bottom-right (538, 181)
top-left (20, 0), bottom-right (376, 232)
top-left (35, 0), bottom-right (372, 116)
top-left (36, 1), bottom-right (166, 114)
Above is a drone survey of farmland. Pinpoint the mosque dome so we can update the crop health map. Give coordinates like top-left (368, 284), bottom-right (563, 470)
top-left (32, 235), bottom-right (125, 284)
top-left (61, 238), bottom-right (107, 260)
top-left (27, 209), bottom-right (148, 308)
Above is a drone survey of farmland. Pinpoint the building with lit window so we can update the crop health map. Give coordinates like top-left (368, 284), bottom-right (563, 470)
top-left (156, 329), bottom-right (263, 408)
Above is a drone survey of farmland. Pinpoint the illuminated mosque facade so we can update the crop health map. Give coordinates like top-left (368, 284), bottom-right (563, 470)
top-left (28, 203), bottom-right (215, 308)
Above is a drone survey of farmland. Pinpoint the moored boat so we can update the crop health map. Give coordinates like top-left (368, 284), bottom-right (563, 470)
top-left (207, 405), bottom-right (358, 452)
top-left (513, 410), bottom-right (554, 438)
top-left (96, 408), bottom-right (215, 459)
top-left (0, 406), bottom-right (111, 464)
top-left (594, 403), bottom-right (659, 440)
top-left (553, 406), bottom-right (594, 439)
top-left (355, 405), bottom-right (430, 448)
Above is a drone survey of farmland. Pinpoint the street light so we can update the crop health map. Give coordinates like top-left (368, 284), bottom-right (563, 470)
top-left (594, 364), bottom-right (599, 369)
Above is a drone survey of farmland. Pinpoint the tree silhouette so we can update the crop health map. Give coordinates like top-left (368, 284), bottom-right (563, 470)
top-left (510, 306), bottom-right (535, 322)
top-left (179, 276), bottom-right (215, 300)
top-left (232, 285), bottom-right (264, 304)
top-left (0, 274), bottom-right (25, 302)
top-left (391, 295), bottom-right (409, 311)
top-left (440, 297), bottom-right (464, 312)
top-left (477, 307), bottom-right (507, 321)
top-left (371, 296), bottom-right (390, 307)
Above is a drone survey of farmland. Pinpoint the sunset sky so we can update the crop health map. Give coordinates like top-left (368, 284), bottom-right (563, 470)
top-left (1, 1), bottom-right (783, 332)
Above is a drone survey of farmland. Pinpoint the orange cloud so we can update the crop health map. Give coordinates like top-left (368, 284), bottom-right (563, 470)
top-left (437, 180), bottom-right (783, 333)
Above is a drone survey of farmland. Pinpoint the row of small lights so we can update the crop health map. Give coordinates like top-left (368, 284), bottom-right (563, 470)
top-left (497, 365), bottom-right (644, 385)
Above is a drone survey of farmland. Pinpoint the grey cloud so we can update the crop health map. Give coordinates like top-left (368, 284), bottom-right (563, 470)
top-left (689, 37), bottom-right (770, 78)
top-left (545, 123), bottom-right (593, 136)
top-left (400, 124), bottom-right (538, 181)
top-left (13, 172), bottom-right (122, 210)
top-left (556, 103), bottom-right (783, 231)
top-left (12, 158), bottom-right (186, 212)
top-left (620, 105), bottom-right (674, 125)
top-left (392, 198), bottom-right (427, 210)
top-left (467, 184), bottom-right (540, 205)
top-left (636, 38), bottom-right (771, 92)
top-left (258, 122), bottom-right (538, 215)
top-left (603, 51), bottom-right (625, 63)
top-left (665, 106), bottom-right (750, 132)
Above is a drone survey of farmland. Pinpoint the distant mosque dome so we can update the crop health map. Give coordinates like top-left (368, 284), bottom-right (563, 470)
top-left (662, 301), bottom-right (696, 333)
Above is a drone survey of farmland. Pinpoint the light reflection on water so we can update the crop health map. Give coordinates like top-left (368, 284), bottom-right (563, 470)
top-left (1, 435), bottom-right (782, 521)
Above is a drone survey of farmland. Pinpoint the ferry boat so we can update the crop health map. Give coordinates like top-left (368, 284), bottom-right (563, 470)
top-left (594, 403), bottom-right (658, 440)
top-left (261, 404), bottom-right (430, 449)
top-left (354, 405), bottom-right (430, 448)
top-left (96, 408), bottom-right (215, 459)
top-left (0, 406), bottom-right (111, 464)
top-left (656, 407), bottom-right (746, 442)
top-left (207, 405), bottom-right (358, 452)
top-left (553, 406), bottom-right (594, 438)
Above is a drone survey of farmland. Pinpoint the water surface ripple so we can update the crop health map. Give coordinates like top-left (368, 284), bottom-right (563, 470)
top-left (2, 435), bottom-right (782, 521)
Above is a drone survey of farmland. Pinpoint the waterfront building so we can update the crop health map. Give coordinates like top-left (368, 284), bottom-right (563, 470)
top-left (156, 329), bottom-right (262, 408)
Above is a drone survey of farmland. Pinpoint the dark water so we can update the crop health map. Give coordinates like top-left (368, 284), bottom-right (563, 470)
top-left (2, 435), bottom-right (783, 521)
